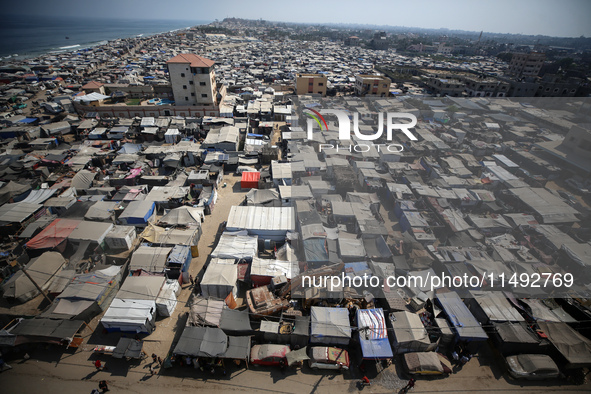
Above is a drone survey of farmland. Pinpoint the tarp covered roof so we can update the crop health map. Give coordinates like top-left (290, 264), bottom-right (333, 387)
top-left (311, 307), bottom-right (351, 345)
top-left (26, 218), bottom-right (81, 249)
top-left (129, 246), bottom-right (172, 273)
top-left (436, 291), bottom-right (488, 341)
top-left (2, 252), bottom-right (66, 302)
top-left (537, 321), bottom-right (591, 368)
top-left (357, 308), bottom-right (393, 359)
top-left (173, 326), bottom-right (250, 361)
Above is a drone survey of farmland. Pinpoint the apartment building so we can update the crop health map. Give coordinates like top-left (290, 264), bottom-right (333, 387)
top-left (167, 54), bottom-right (219, 106)
top-left (296, 73), bottom-right (328, 96)
top-left (354, 74), bottom-right (391, 97)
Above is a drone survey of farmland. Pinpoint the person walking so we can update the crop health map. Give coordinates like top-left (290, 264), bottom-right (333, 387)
top-left (94, 359), bottom-right (102, 371)
top-left (402, 378), bottom-right (415, 392)
top-left (152, 353), bottom-right (158, 364)
top-left (189, 275), bottom-right (194, 287)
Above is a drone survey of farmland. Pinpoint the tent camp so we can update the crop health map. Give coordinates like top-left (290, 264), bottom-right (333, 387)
top-left (357, 308), bottom-right (393, 360)
top-left (311, 306), bottom-right (351, 346)
top-left (1, 252), bottom-right (66, 303)
top-left (200, 258), bottom-right (237, 299)
top-left (158, 206), bottom-right (203, 227)
top-left (115, 276), bottom-right (165, 301)
top-left (391, 311), bottom-right (433, 354)
top-left (140, 223), bottom-right (201, 246)
top-left (189, 298), bottom-right (225, 327)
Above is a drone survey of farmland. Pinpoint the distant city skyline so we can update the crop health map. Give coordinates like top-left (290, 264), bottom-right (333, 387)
top-left (4, 0), bottom-right (591, 38)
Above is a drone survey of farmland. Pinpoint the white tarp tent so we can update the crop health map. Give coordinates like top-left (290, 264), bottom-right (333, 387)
top-left (101, 298), bottom-right (156, 334)
top-left (200, 258), bottom-right (237, 299)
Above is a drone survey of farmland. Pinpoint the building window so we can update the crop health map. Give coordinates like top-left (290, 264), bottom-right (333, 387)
top-left (181, 73), bottom-right (185, 77)
top-left (318, 82), bottom-right (323, 86)
top-left (189, 81), bottom-right (194, 85)
top-left (200, 82), bottom-right (206, 86)
top-left (183, 85), bottom-right (187, 89)
top-left (191, 93), bottom-right (195, 96)
top-left (185, 97), bottom-right (188, 101)
top-left (318, 91), bottom-right (322, 95)
top-left (201, 94), bottom-right (207, 98)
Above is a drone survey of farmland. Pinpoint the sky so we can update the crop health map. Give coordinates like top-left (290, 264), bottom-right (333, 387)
top-left (4, 0), bottom-right (591, 38)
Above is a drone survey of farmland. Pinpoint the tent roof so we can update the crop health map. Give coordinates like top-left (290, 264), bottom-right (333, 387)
top-left (2, 252), bottom-right (66, 302)
top-left (436, 291), bottom-right (488, 341)
top-left (26, 218), bottom-right (81, 249)
top-left (116, 276), bottom-right (165, 301)
top-left (129, 246), bottom-right (172, 273)
top-left (311, 307), bottom-right (351, 340)
top-left (537, 321), bottom-right (591, 368)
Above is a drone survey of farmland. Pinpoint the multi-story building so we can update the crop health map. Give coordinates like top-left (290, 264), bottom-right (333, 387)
top-left (296, 73), bottom-right (328, 96)
top-left (167, 53), bottom-right (219, 106)
top-left (354, 74), bottom-right (391, 97)
top-left (462, 75), bottom-right (510, 97)
top-left (507, 52), bottom-right (545, 77)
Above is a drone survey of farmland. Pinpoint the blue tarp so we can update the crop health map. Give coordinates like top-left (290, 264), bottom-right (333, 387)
top-left (120, 201), bottom-right (155, 225)
top-left (18, 118), bottom-right (38, 124)
top-left (303, 238), bottom-right (329, 263)
top-left (436, 291), bottom-right (488, 341)
top-left (167, 245), bottom-right (192, 272)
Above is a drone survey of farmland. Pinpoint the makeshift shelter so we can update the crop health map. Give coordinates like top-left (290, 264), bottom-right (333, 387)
top-left (173, 326), bottom-right (251, 362)
top-left (44, 265), bottom-right (123, 321)
top-left (225, 206), bottom-right (294, 241)
top-left (140, 223), bottom-right (201, 246)
top-left (118, 200), bottom-right (155, 226)
top-left (166, 245), bottom-right (193, 280)
top-left (357, 308), bottom-right (393, 360)
top-left (468, 291), bottom-right (525, 324)
top-left (100, 298), bottom-right (156, 334)
top-left (0, 181), bottom-right (31, 205)
top-left (189, 298), bottom-right (225, 327)
top-left (220, 308), bottom-right (253, 335)
top-left (310, 306), bottom-right (351, 346)
top-left (70, 170), bottom-right (96, 190)
top-left (211, 232), bottom-right (258, 262)
top-left (84, 201), bottom-right (119, 221)
top-left (391, 311), bottom-right (433, 354)
top-left (67, 221), bottom-right (113, 245)
top-left (158, 206), bottom-right (203, 227)
top-left (435, 291), bottom-right (488, 352)
top-left (250, 257), bottom-right (297, 286)
top-left (241, 172), bottom-right (260, 189)
top-left (26, 218), bottom-right (80, 251)
top-left (244, 188), bottom-right (281, 207)
top-left (104, 225), bottom-right (136, 251)
top-left (537, 321), bottom-right (591, 369)
top-left (129, 246), bottom-right (172, 273)
top-left (200, 258), bottom-right (237, 299)
top-left (1, 251), bottom-right (66, 302)
top-left (155, 280), bottom-right (178, 317)
top-left (8, 318), bottom-right (84, 346)
top-left (489, 321), bottom-right (542, 355)
top-left (116, 276), bottom-right (165, 301)
top-left (403, 352), bottom-right (451, 375)
top-left (112, 338), bottom-right (144, 359)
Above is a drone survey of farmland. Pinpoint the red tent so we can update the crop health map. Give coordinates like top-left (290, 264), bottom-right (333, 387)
top-left (26, 218), bottom-right (81, 251)
top-left (241, 172), bottom-right (260, 189)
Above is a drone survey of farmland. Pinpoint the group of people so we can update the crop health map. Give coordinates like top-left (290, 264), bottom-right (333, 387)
top-left (150, 353), bottom-right (163, 375)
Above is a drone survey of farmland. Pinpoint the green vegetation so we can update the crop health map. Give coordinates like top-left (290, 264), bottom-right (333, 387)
top-left (126, 99), bottom-right (141, 106)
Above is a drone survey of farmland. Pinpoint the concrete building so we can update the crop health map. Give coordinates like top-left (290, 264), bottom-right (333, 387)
top-left (167, 53), bottom-right (219, 106)
top-left (81, 81), bottom-right (105, 95)
top-left (296, 73), bottom-right (328, 96)
top-left (462, 75), bottom-right (510, 97)
top-left (354, 74), bottom-right (391, 97)
top-left (344, 36), bottom-right (360, 46)
top-left (507, 52), bottom-right (545, 77)
top-left (424, 76), bottom-right (464, 97)
top-left (536, 125), bottom-right (591, 176)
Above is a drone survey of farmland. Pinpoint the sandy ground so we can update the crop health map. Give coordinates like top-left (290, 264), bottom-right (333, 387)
top-left (1, 174), bottom-right (590, 393)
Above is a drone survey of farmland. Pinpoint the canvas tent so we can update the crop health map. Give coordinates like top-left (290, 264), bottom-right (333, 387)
top-left (2, 252), bottom-right (66, 303)
top-left (129, 246), bottom-right (172, 273)
top-left (8, 318), bottom-right (84, 346)
top-left (189, 298), bottom-right (225, 327)
top-left (200, 258), bottom-right (237, 299)
top-left (173, 326), bottom-right (251, 362)
top-left (537, 321), bottom-right (591, 369)
top-left (118, 200), bottom-right (155, 226)
top-left (84, 201), bottom-right (119, 221)
top-left (436, 291), bottom-right (488, 351)
top-left (100, 298), bottom-right (156, 334)
top-left (44, 265), bottom-right (122, 320)
top-left (310, 306), bottom-right (351, 346)
top-left (68, 221), bottom-right (113, 245)
top-left (391, 311), bottom-right (433, 354)
top-left (26, 218), bottom-right (80, 250)
top-left (211, 232), bottom-right (258, 262)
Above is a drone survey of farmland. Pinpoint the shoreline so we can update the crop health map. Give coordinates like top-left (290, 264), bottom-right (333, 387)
top-left (0, 21), bottom-right (208, 63)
